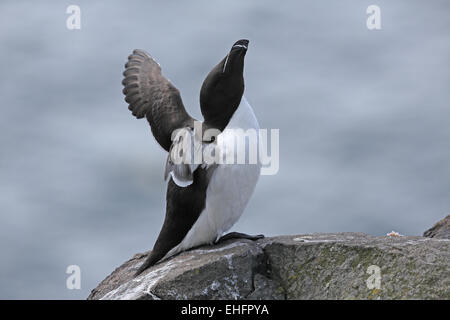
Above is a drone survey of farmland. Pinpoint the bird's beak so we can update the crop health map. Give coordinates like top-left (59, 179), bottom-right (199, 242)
top-left (222, 39), bottom-right (249, 73)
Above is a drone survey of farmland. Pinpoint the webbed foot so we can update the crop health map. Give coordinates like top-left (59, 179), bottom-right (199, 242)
top-left (215, 232), bottom-right (264, 244)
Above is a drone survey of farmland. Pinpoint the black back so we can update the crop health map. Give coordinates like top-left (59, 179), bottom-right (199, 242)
top-left (154, 167), bottom-right (214, 261)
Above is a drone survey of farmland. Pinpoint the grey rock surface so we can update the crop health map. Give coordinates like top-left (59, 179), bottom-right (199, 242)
top-left (88, 232), bottom-right (450, 300)
top-left (424, 215), bottom-right (450, 240)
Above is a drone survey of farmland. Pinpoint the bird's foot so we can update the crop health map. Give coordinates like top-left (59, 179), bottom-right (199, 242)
top-left (215, 232), bottom-right (264, 244)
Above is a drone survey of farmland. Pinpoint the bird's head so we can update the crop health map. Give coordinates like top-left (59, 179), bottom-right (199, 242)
top-left (200, 39), bottom-right (249, 131)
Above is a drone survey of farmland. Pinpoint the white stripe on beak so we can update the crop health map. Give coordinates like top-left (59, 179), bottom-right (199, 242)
top-left (232, 44), bottom-right (248, 50)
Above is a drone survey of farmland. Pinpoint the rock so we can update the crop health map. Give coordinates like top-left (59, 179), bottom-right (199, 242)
top-left (264, 233), bottom-right (449, 299)
top-left (88, 239), bottom-right (265, 300)
top-left (88, 232), bottom-right (450, 300)
top-left (424, 215), bottom-right (450, 239)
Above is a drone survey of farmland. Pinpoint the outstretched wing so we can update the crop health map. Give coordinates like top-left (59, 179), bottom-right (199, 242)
top-left (122, 49), bottom-right (196, 151)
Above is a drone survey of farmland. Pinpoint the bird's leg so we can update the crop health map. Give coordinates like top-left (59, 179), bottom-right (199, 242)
top-left (215, 232), bottom-right (264, 244)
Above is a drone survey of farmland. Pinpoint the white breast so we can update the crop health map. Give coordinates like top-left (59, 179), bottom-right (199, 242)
top-left (165, 97), bottom-right (261, 258)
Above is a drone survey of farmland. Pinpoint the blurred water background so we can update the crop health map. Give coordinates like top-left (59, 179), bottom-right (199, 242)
top-left (1, 0), bottom-right (449, 299)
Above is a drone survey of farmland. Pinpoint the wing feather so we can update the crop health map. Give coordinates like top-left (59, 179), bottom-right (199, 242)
top-left (122, 49), bottom-right (196, 151)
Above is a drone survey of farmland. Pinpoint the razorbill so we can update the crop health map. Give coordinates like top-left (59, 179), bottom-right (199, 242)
top-left (122, 39), bottom-right (263, 276)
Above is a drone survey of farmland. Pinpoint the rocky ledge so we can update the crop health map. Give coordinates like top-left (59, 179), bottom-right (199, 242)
top-left (423, 215), bottom-right (450, 240)
top-left (89, 216), bottom-right (450, 300)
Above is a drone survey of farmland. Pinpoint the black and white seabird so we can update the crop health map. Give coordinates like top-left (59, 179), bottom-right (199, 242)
top-left (122, 39), bottom-right (262, 276)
